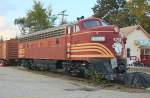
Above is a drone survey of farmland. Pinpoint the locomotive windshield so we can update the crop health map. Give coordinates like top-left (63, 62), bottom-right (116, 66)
top-left (101, 20), bottom-right (111, 26)
top-left (83, 20), bottom-right (111, 28)
top-left (83, 20), bottom-right (101, 28)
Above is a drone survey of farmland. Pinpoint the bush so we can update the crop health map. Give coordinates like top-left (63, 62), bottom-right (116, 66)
top-left (91, 72), bottom-right (108, 84)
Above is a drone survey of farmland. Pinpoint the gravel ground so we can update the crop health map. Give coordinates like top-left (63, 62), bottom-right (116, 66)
top-left (0, 67), bottom-right (150, 98)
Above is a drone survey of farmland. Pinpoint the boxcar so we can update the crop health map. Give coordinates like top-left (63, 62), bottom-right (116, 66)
top-left (0, 39), bottom-right (18, 66)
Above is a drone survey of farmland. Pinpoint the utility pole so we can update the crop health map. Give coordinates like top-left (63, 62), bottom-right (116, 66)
top-left (0, 36), bottom-right (3, 42)
top-left (58, 10), bottom-right (68, 25)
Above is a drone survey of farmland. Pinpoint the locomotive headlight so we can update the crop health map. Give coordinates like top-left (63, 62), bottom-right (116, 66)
top-left (91, 36), bottom-right (106, 42)
top-left (114, 26), bottom-right (120, 33)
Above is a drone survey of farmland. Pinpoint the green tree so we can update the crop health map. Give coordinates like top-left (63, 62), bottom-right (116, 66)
top-left (14, 0), bottom-right (57, 34)
top-left (92, 0), bottom-right (131, 27)
top-left (14, 18), bottom-right (27, 35)
top-left (127, 0), bottom-right (150, 32)
top-left (92, 0), bottom-right (119, 18)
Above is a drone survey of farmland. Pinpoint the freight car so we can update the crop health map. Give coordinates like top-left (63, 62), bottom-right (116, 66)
top-left (17, 17), bottom-right (126, 80)
top-left (0, 39), bottom-right (18, 66)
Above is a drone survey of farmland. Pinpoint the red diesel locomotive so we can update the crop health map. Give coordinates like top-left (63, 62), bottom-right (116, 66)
top-left (18, 17), bottom-right (126, 80)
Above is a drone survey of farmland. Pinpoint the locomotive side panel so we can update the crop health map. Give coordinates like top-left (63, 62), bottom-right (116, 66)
top-left (19, 35), bottom-right (67, 60)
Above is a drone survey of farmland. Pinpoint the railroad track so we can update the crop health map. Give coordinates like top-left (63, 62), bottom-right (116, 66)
top-left (11, 66), bottom-right (150, 91)
top-left (127, 66), bottom-right (150, 74)
top-left (15, 66), bottom-right (92, 84)
top-left (12, 66), bottom-right (150, 93)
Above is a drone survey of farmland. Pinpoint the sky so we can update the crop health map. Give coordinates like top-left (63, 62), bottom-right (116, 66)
top-left (0, 0), bottom-right (96, 40)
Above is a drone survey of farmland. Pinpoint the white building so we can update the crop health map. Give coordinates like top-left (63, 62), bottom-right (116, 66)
top-left (146, 0), bottom-right (150, 5)
top-left (121, 25), bottom-right (150, 64)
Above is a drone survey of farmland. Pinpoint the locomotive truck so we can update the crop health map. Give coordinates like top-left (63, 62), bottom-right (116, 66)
top-left (0, 18), bottom-right (127, 80)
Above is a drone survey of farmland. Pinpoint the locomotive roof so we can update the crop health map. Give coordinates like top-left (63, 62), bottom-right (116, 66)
top-left (19, 24), bottom-right (68, 39)
top-left (19, 17), bottom-right (101, 39)
top-left (76, 17), bottom-right (101, 24)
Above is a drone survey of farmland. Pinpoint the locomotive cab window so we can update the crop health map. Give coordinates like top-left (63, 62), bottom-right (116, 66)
top-left (73, 25), bottom-right (80, 33)
top-left (67, 26), bottom-right (71, 34)
top-left (76, 25), bottom-right (80, 32)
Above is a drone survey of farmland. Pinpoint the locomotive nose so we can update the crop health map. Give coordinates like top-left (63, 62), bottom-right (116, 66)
top-left (90, 30), bottom-right (124, 57)
top-left (112, 41), bottom-right (123, 56)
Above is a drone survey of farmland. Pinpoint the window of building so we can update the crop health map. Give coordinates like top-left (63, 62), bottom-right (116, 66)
top-left (145, 49), bottom-right (150, 55)
top-left (127, 48), bottom-right (130, 57)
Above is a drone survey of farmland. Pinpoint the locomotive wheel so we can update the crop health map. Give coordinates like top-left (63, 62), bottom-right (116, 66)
top-left (31, 64), bottom-right (37, 70)
top-left (63, 65), bottom-right (70, 75)
top-left (78, 69), bottom-right (85, 77)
